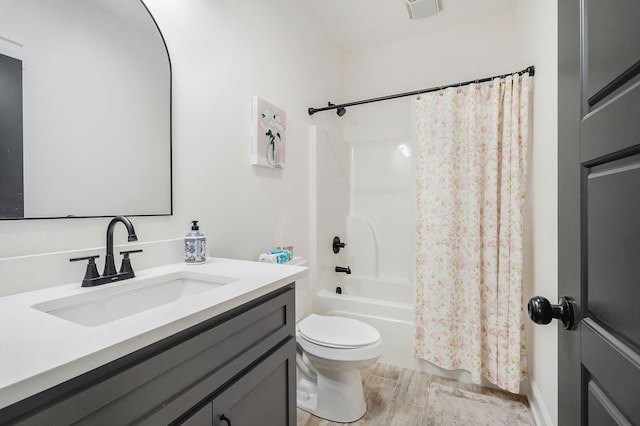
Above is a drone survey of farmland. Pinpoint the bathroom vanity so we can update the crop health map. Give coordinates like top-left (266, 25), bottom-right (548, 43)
top-left (0, 258), bottom-right (306, 425)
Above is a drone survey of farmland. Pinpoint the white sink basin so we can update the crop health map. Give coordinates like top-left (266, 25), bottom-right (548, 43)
top-left (32, 273), bottom-right (237, 326)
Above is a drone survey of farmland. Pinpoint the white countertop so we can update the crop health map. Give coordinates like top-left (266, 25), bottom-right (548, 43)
top-left (0, 257), bottom-right (307, 409)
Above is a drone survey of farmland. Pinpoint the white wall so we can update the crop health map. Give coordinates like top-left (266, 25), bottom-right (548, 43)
top-left (517, 1), bottom-right (558, 425)
top-left (0, 0), bottom-right (343, 318)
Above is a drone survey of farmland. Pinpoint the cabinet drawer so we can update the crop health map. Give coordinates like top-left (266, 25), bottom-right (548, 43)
top-left (4, 285), bottom-right (295, 425)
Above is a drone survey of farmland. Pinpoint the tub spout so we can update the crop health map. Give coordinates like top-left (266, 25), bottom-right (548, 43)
top-left (335, 266), bottom-right (351, 274)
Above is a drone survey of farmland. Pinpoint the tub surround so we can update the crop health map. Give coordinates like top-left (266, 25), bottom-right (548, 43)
top-left (0, 257), bottom-right (307, 410)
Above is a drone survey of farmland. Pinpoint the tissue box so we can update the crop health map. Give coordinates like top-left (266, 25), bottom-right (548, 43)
top-left (277, 245), bottom-right (294, 256)
top-left (259, 249), bottom-right (292, 264)
top-left (258, 253), bottom-right (279, 263)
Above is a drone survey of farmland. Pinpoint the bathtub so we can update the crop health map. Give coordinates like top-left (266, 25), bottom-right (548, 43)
top-left (312, 276), bottom-right (513, 387)
top-left (313, 276), bottom-right (416, 369)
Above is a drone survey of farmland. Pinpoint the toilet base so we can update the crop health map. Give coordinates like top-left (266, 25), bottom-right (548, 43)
top-left (296, 366), bottom-right (367, 423)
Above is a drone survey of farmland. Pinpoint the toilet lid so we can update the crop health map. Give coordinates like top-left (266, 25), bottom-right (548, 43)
top-left (298, 314), bottom-right (381, 348)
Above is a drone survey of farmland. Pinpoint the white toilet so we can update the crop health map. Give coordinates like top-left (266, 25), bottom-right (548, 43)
top-left (296, 314), bottom-right (383, 423)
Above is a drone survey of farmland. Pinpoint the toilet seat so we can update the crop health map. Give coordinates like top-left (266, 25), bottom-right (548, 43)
top-left (297, 314), bottom-right (381, 349)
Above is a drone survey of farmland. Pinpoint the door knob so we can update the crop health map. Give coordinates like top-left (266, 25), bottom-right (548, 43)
top-left (527, 296), bottom-right (576, 330)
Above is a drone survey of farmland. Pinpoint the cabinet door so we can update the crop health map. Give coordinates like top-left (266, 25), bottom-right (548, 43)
top-left (180, 403), bottom-right (213, 426)
top-left (211, 338), bottom-right (296, 426)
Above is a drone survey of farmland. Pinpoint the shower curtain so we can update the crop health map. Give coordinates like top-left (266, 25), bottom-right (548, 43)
top-left (413, 73), bottom-right (530, 393)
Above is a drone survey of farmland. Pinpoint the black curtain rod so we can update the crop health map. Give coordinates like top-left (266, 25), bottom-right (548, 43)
top-left (308, 65), bottom-right (535, 116)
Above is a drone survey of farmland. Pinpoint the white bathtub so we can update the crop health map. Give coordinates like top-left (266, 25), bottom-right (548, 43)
top-left (312, 276), bottom-right (516, 389)
top-left (313, 276), bottom-right (417, 369)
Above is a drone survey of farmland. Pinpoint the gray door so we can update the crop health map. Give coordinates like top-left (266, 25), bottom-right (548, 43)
top-left (557, 0), bottom-right (640, 424)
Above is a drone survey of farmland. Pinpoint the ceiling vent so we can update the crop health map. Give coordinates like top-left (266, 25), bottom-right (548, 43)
top-left (405, 0), bottom-right (444, 20)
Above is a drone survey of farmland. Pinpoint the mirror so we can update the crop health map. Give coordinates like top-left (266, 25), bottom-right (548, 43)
top-left (0, 0), bottom-right (171, 219)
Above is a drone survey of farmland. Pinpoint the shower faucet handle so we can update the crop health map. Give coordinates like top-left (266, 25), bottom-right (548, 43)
top-left (333, 236), bottom-right (347, 253)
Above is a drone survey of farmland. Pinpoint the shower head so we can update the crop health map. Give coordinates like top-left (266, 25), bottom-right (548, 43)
top-left (329, 102), bottom-right (347, 117)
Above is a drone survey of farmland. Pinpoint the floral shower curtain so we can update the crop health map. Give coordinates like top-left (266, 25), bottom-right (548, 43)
top-left (413, 73), bottom-right (530, 393)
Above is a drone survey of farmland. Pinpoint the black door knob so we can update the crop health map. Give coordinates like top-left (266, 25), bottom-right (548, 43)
top-left (527, 296), bottom-right (576, 330)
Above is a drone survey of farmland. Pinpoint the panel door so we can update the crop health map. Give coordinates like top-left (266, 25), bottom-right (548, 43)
top-left (559, 0), bottom-right (640, 424)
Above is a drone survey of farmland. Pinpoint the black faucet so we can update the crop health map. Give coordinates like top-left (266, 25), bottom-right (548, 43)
top-left (70, 216), bottom-right (142, 287)
top-left (104, 216), bottom-right (138, 277)
top-left (335, 266), bottom-right (351, 274)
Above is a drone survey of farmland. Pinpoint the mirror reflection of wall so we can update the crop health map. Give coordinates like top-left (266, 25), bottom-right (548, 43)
top-left (0, 0), bottom-right (171, 219)
top-left (0, 53), bottom-right (24, 218)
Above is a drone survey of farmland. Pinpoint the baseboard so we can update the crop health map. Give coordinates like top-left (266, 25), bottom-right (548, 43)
top-left (528, 380), bottom-right (554, 426)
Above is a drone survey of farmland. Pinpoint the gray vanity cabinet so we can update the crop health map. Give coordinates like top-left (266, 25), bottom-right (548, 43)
top-left (180, 403), bottom-right (212, 426)
top-left (182, 338), bottom-right (295, 426)
top-left (1, 285), bottom-right (296, 425)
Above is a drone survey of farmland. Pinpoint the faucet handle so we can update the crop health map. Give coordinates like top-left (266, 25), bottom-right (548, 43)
top-left (70, 255), bottom-right (101, 284)
top-left (333, 236), bottom-right (347, 253)
top-left (120, 249), bottom-right (143, 255)
top-left (119, 249), bottom-right (143, 274)
top-left (69, 254), bottom-right (100, 262)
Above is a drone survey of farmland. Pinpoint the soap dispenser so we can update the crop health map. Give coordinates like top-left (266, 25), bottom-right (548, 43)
top-left (185, 220), bottom-right (206, 264)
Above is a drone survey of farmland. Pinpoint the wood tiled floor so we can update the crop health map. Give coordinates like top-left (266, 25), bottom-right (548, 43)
top-left (296, 362), bottom-right (530, 425)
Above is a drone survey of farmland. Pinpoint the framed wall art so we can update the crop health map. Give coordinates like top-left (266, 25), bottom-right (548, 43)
top-left (251, 96), bottom-right (286, 169)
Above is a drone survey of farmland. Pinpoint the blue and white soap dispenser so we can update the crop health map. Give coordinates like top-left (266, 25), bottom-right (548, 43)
top-left (185, 220), bottom-right (206, 264)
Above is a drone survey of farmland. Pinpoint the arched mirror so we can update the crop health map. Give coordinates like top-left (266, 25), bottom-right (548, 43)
top-left (0, 0), bottom-right (171, 219)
